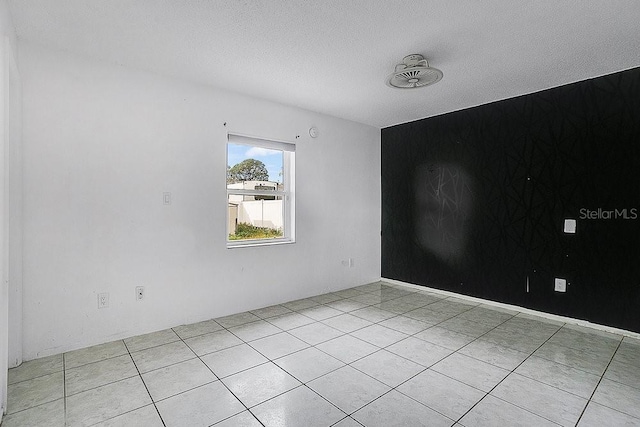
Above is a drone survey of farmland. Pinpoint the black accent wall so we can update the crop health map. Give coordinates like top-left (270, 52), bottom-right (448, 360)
top-left (381, 67), bottom-right (640, 333)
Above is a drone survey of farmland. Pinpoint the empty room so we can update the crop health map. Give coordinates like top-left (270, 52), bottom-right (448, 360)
top-left (1, 1), bottom-right (640, 426)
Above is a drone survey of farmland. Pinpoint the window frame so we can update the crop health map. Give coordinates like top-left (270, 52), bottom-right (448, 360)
top-left (226, 133), bottom-right (295, 248)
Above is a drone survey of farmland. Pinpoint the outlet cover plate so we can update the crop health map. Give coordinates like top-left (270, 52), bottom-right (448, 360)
top-left (564, 219), bottom-right (577, 233)
top-left (98, 292), bottom-right (109, 308)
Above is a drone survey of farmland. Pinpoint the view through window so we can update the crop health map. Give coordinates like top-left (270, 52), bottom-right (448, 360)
top-left (227, 134), bottom-right (295, 246)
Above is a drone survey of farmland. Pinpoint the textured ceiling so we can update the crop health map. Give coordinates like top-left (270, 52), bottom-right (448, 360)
top-left (8, 1), bottom-right (640, 128)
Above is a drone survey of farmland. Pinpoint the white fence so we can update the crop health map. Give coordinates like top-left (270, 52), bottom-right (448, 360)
top-left (230, 199), bottom-right (283, 231)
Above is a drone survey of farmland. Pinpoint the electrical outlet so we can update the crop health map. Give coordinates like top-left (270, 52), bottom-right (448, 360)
top-left (564, 219), bottom-right (577, 234)
top-left (98, 292), bottom-right (109, 309)
top-left (554, 278), bottom-right (567, 292)
top-left (348, 258), bottom-right (354, 268)
top-left (136, 286), bottom-right (145, 300)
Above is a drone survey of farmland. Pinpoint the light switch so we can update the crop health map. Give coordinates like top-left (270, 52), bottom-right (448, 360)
top-left (163, 192), bottom-right (171, 205)
top-left (554, 278), bottom-right (567, 292)
top-left (563, 219), bottom-right (576, 234)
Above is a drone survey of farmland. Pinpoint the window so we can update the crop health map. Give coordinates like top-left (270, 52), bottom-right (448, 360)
top-left (226, 133), bottom-right (295, 247)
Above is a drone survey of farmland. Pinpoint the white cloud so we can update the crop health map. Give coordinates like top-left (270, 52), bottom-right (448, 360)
top-left (245, 147), bottom-right (279, 157)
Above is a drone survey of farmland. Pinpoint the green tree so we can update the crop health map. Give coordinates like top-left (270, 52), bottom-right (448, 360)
top-left (227, 159), bottom-right (269, 183)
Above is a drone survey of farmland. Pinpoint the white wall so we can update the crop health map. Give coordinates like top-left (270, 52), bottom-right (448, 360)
top-left (0, 0), bottom-right (18, 416)
top-left (20, 41), bottom-right (381, 360)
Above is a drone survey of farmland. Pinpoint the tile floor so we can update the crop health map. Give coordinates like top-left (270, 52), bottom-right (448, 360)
top-left (4, 281), bottom-right (640, 426)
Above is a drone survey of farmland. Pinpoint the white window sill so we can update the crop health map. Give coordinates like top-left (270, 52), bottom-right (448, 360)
top-left (227, 239), bottom-right (295, 249)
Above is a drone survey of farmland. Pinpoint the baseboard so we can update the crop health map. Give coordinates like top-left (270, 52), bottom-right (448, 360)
top-left (381, 277), bottom-right (640, 340)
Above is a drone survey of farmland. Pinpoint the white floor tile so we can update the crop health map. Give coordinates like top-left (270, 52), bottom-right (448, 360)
top-left (201, 343), bottom-right (268, 378)
top-left (352, 389), bottom-right (453, 427)
top-left (351, 349), bottom-right (424, 387)
top-left (64, 340), bottom-right (128, 369)
top-left (266, 312), bottom-right (315, 330)
top-left (92, 404), bottom-right (164, 427)
top-left (316, 335), bottom-right (379, 364)
top-left (6, 371), bottom-right (64, 414)
top-left (613, 337), bottom-right (640, 367)
top-left (578, 401), bottom-right (640, 427)
top-left (184, 329), bottom-right (243, 356)
top-left (533, 341), bottom-right (612, 375)
top-left (0, 398), bottom-right (65, 427)
top-left (515, 355), bottom-right (601, 398)
top-left (8, 354), bottom-right (63, 385)
top-left (592, 378), bottom-right (640, 419)
top-left (326, 299), bottom-right (369, 313)
top-left (229, 320), bottom-right (282, 342)
top-left (297, 305), bottom-right (343, 321)
top-left (131, 340), bottom-right (197, 373)
top-left (250, 304), bottom-right (293, 319)
top-left (222, 362), bottom-right (301, 407)
top-left (321, 313), bottom-right (373, 333)
top-left (308, 366), bottom-right (390, 414)
top-left (378, 315), bottom-right (431, 335)
top-left (350, 324), bottom-right (408, 348)
top-left (65, 354), bottom-right (138, 396)
top-left (431, 352), bottom-right (509, 392)
top-left (414, 326), bottom-right (476, 350)
top-left (386, 337), bottom-right (452, 367)
top-left (156, 381), bottom-right (244, 427)
top-left (249, 332), bottom-right (309, 360)
top-left (459, 395), bottom-right (558, 427)
top-left (458, 339), bottom-right (529, 370)
top-left (331, 416), bottom-right (363, 427)
top-left (548, 326), bottom-right (621, 357)
top-left (437, 316), bottom-right (494, 337)
top-left (397, 369), bottom-right (485, 420)
top-left (288, 322), bottom-right (344, 345)
top-left (274, 347), bottom-right (345, 382)
top-left (282, 298), bottom-right (320, 311)
top-left (350, 306), bottom-right (396, 323)
top-left (124, 329), bottom-right (180, 353)
top-left (66, 376), bottom-right (152, 426)
top-left (142, 358), bottom-right (217, 401)
top-left (604, 359), bottom-right (640, 390)
top-left (172, 319), bottom-right (223, 339)
top-left (252, 386), bottom-right (346, 427)
top-left (213, 410), bottom-right (263, 426)
top-left (215, 311), bottom-right (261, 328)
top-left (492, 373), bottom-right (587, 426)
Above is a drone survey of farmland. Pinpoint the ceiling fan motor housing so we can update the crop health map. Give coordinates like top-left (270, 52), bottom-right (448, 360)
top-left (387, 54), bottom-right (443, 89)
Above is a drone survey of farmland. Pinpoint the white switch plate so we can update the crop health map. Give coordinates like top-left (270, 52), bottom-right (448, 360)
top-left (564, 219), bottom-right (576, 233)
top-left (163, 192), bottom-right (171, 205)
top-left (554, 278), bottom-right (567, 292)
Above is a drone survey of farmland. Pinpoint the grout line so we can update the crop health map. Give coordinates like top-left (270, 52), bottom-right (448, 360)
top-left (185, 326), bottom-right (267, 427)
top-left (453, 325), bottom-right (567, 425)
top-left (221, 315), bottom-right (352, 421)
top-left (122, 340), bottom-right (167, 427)
top-left (574, 338), bottom-right (623, 425)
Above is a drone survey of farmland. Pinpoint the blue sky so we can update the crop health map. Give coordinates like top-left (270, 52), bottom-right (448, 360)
top-left (227, 143), bottom-right (283, 183)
